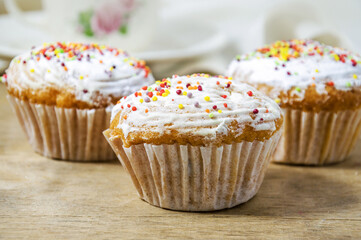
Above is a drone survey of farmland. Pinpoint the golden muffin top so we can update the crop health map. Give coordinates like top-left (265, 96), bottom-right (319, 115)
top-left (3, 42), bottom-right (154, 109)
top-left (108, 74), bottom-right (283, 147)
top-left (227, 39), bottom-right (361, 111)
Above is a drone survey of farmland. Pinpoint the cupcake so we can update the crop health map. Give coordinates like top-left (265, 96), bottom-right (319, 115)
top-left (3, 42), bottom-right (154, 161)
top-left (103, 74), bottom-right (283, 211)
top-left (227, 39), bottom-right (361, 165)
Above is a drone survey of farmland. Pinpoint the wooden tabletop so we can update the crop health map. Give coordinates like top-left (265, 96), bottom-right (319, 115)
top-left (1, 84), bottom-right (360, 240)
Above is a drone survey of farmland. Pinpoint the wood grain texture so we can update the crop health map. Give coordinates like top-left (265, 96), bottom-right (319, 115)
top-left (0, 84), bottom-right (360, 239)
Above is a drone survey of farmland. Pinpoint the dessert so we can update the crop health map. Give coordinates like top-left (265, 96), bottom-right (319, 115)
top-left (104, 73), bottom-right (283, 211)
top-left (227, 39), bottom-right (361, 165)
top-left (3, 42), bottom-right (154, 161)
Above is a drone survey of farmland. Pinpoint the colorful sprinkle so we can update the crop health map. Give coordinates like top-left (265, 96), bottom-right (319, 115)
top-left (178, 104), bottom-right (184, 109)
top-left (204, 96), bottom-right (210, 101)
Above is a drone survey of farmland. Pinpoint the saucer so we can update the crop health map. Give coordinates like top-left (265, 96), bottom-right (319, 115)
top-left (0, 11), bottom-right (228, 63)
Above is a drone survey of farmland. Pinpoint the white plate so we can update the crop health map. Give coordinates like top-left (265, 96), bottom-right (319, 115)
top-left (0, 11), bottom-right (227, 63)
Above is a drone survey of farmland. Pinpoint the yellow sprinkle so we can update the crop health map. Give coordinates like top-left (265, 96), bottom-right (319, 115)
top-left (139, 98), bottom-right (144, 103)
top-left (79, 75), bottom-right (84, 80)
top-left (183, 91), bottom-right (187, 96)
top-left (275, 98), bottom-right (281, 104)
top-left (334, 54), bottom-right (340, 61)
top-left (156, 81), bottom-right (161, 85)
top-left (165, 89), bottom-right (170, 94)
top-left (315, 69), bottom-right (319, 73)
top-left (162, 93), bottom-right (168, 97)
top-left (47, 69), bottom-right (51, 73)
top-left (353, 74), bottom-right (358, 79)
top-left (152, 96), bottom-right (158, 101)
top-left (204, 74), bottom-right (210, 78)
top-left (110, 67), bottom-right (114, 71)
top-left (228, 77), bottom-right (233, 80)
top-left (17, 60), bottom-right (20, 64)
top-left (218, 110), bottom-right (222, 113)
top-left (30, 69), bottom-right (35, 73)
top-left (178, 104), bottom-right (184, 109)
top-left (204, 96), bottom-right (210, 101)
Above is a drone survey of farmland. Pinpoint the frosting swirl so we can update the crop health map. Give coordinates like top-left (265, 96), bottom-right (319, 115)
top-left (5, 42), bottom-right (154, 108)
top-left (109, 74), bottom-right (283, 147)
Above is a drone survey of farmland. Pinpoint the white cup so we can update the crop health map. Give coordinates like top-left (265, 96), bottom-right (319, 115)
top-left (4, 0), bottom-right (159, 52)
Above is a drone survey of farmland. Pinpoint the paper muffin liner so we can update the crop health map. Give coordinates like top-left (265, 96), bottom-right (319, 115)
top-left (7, 95), bottom-right (115, 161)
top-left (272, 108), bottom-right (361, 165)
top-left (104, 130), bottom-right (281, 211)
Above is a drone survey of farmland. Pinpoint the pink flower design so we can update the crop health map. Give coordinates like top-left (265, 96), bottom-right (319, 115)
top-left (91, 0), bottom-right (134, 36)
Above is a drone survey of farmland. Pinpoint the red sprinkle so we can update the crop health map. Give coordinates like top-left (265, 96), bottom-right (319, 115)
top-left (225, 83), bottom-right (230, 88)
top-left (176, 90), bottom-right (182, 95)
top-left (135, 92), bottom-right (138, 97)
top-left (198, 85), bottom-right (203, 91)
top-left (327, 81), bottom-right (334, 86)
top-left (287, 71), bottom-right (291, 76)
top-left (213, 105), bottom-right (217, 110)
top-left (142, 86), bottom-right (148, 90)
top-left (127, 104), bottom-right (131, 108)
top-left (260, 118), bottom-right (264, 121)
top-left (223, 103), bottom-right (228, 108)
top-left (147, 92), bottom-right (153, 98)
top-left (216, 81), bottom-right (220, 85)
top-left (247, 91), bottom-right (253, 97)
top-left (160, 89), bottom-right (165, 94)
top-left (132, 106), bottom-right (137, 111)
top-left (221, 95), bottom-right (227, 99)
top-left (253, 109), bottom-right (259, 114)
top-left (186, 83), bottom-right (191, 88)
top-left (351, 59), bottom-right (357, 67)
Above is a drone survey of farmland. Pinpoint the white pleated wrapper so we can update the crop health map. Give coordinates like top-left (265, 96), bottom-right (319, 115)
top-left (8, 95), bottom-right (115, 161)
top-left (273, 108), bottom-right (361, 165)
top-left (104, 130), bottom-right (281, 211)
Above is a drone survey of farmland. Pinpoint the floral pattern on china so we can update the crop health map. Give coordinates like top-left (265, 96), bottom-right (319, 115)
top-left (78, 0), bottom-right (136, 37)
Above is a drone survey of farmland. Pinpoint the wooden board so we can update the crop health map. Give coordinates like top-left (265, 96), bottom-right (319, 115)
top-left (0, 84), bottom-right (360, 239)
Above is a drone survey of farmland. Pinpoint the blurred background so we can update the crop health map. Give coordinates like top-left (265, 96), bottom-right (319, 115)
top-left (0, 0), bottom-right (360, 79)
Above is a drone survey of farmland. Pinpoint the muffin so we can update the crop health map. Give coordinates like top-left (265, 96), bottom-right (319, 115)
top-left (3, 42), bottom-right (154, 161)
top-left (103, 73), bottom-right (283, 211)
top-left (227, 39), bottom-right (361, 165)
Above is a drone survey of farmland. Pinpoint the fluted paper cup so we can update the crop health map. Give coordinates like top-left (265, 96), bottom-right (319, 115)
top-left (8, 95), bottom-right (115, 161)
top-left (272, 108), bottom-right (361, 165)
top-left (104, 130), bottom-right (281, 211)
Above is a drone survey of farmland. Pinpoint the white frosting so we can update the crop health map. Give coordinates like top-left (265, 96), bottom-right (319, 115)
top-left (226, 40), bottom-right (361, 99)
top-left (111, 74), bottom-right (282, 142)
top-left (6, 43), bottom-right (154, 105)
